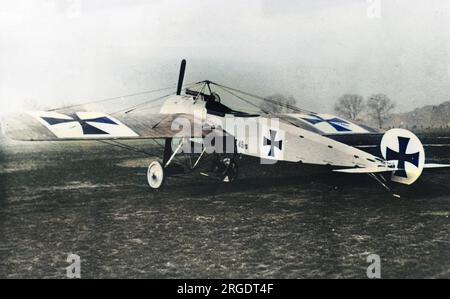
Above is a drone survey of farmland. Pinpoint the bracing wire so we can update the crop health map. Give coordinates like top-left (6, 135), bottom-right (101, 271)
top-left (46, 84), bottom-right (182, 112)
top-left (208, 81), bottom-right (315, 115)
top-left (108, 82), bottom-right (202, 115)
top-left (136, 81), bottom-right (207, 112)
top-left (110, 91), bottom-right (177, 115)
top-left (214, 84), bottom-right (270, 115)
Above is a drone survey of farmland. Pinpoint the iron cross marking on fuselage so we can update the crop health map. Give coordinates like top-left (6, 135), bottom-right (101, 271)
top-left (386, 136), bottom-right (420, 178)
top-left (302, 114), bottom-right (351, 132)
top-left (41, 113), bottom-right (118, 135)
top-left (264, 130), bottom-right (283, 157)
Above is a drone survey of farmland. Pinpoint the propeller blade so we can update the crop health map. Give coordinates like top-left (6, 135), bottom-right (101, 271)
top-left (176, 59), bottom-right (186, 95)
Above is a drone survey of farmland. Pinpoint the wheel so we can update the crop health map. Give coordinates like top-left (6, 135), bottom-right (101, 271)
top-left (214, 157), bottom-right (238, 183)
top-left (223, 158), bottom-right (238, 183)
top-left (147, 160), bottom-right (165, 189)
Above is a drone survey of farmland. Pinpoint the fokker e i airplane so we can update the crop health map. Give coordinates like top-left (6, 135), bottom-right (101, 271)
top-left (2, 60), bottom-right (449, 197)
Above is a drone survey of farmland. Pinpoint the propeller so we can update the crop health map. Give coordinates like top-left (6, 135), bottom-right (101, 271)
top-left (176, 59), bottom-right (186, 95)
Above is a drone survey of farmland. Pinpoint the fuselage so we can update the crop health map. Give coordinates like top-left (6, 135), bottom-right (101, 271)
top-left (160, 95), bottom-right (387, 169)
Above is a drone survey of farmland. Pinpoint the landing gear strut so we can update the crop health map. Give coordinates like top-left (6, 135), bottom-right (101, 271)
top-left (146, 138), bottom-right (239, 189)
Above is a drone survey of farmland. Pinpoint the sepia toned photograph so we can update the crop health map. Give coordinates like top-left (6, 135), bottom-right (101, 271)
top-left (0, 0), bottom-right (449, 284)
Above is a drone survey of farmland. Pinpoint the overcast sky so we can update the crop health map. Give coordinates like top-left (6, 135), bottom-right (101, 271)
top-left (0, 0), bottom-right (449, 114)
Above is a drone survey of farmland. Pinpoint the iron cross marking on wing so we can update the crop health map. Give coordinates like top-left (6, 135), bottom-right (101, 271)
top-left (302, 114), bottom-right (351, 132)
top-left (41, 113), bottom-right (118, 135)
top-left (264, 130), bottom-right (283, 157)
top-left (386, 136), bottom-right (420, 178)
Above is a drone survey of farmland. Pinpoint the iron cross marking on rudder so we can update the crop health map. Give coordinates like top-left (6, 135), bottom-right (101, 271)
top-left (41, 113), bottom-right (119, 135)
top-left (302, 115), bottom-right (351, 132)
top-left (386, 136), bottom-right (420, 178)
top-left (264, 130), bottom-right (283, 157)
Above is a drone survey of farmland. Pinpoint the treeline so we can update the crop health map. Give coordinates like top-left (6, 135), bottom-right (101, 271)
top-left (259, 93), bottom-right (396, 129)
top-left (334, 94), bottom-right (395, 129)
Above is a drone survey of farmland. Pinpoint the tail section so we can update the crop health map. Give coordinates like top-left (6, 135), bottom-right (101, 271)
top-left (334, 128), bottom-right (450, 187)
top-left (380, 129), bottom-right (425, 185)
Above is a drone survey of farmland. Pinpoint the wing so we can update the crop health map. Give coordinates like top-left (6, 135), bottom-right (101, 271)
top-left (1, 111), bottom-right (208, 141)
top-left (280, 113), bottom-right (378, 135)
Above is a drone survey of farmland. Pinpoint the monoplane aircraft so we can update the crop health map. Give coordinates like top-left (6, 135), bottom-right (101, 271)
top-left (2, 60), bottom-right (448, 197)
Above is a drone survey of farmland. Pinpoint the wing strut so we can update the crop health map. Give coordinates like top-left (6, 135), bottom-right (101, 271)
top-left (164, 138), bottom-right (185, 168)
top-left (192, 146), bottom-right (207, 169)
top-left (163, 138), bottom-right (173, 166)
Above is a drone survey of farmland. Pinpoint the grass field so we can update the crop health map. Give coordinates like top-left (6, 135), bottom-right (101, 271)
top-left (0, 137), bottom-right (449, 278)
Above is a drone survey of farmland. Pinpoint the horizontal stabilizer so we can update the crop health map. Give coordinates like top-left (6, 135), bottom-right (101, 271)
top-left (423, 163), bottom-right (450, 169)
top-left (333, 166), bottom-right (397, 174)
top-left (333, 163), bottom-right (450, 175)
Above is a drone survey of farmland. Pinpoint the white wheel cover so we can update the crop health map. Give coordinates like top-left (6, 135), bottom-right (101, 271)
top-left (147, 161), bottom-right (164, 189)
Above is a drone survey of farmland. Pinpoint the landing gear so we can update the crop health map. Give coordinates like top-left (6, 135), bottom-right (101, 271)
top-left (146, 137), bottom-right (239, 190)
top-left (147, 138), bottom-right (182, 190)
top-left (147, 160), bottom-right (165, 190)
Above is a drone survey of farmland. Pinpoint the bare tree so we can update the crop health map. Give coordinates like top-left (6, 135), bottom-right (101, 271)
top-left (334, 94), bottom-right (364, 120)
top-left (367, 94), bottom-right (395, 129)
top-left (260, 94), bottom-right (297, 114)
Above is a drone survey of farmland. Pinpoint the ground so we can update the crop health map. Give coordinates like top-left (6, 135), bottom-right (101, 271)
top-left (0, 138), bottom-right (448, 279)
